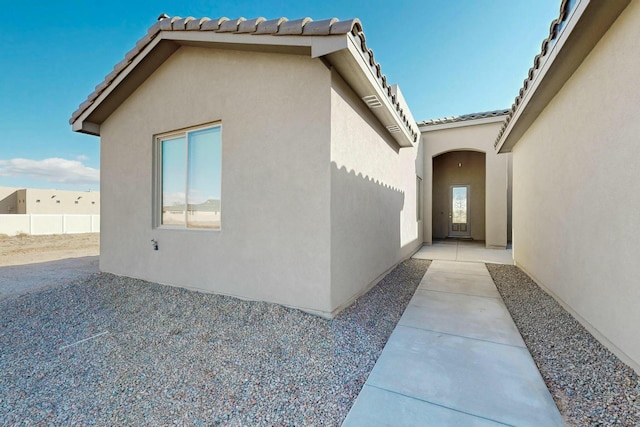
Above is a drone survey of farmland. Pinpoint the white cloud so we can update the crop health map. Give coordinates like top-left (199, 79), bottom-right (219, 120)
top-left (0, 157), bottom-right (99, 185)
top-left (162, 191), bottom-right (185, 206)
top-left (76, 154), bottom-right (89, 161)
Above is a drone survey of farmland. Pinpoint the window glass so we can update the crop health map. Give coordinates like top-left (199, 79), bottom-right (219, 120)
top-left (158, 124), bottom-right (221, 230)
top-left (161, 136), bottom-right (186, 226)
top-left (187, 127), bottom-right (221, 229)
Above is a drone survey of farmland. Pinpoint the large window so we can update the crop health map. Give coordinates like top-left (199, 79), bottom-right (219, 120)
top-left (155, 124), bottom-right (222, 229)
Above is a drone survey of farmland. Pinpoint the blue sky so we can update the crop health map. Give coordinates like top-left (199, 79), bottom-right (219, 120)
top-left (0, 0), bottom-right (560, 191)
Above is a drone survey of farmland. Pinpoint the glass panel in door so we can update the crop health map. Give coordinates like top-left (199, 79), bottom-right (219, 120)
top-left (449, 185), bottom-right (470, 237)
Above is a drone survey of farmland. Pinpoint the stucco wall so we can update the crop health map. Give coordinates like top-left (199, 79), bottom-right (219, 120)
top-left (329, 70), bottom-right (422, 311)
top-left (0, 187), bottom-right (19, 214)
top-left (25, 189), bottom-right (99, 214)
top-left (432, 151), bottom-right (485, 240)
top-left (100, 46), bottom-right (334, 316)
top-left (0, 188), bottom-right (99, 215)
top-left (511, 1), bottom-right (640, 372)
top-left (0, 214), bottom-right (99, 235)
top-left (422, 120), bottom-right (509, 248)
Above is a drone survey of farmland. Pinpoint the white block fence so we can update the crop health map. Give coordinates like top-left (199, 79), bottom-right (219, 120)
top-left (0, 214), bottom-right (100, 236)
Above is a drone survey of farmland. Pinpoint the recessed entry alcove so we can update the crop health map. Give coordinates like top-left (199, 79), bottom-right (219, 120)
top-left (432, 151), bottom-right (486, 240)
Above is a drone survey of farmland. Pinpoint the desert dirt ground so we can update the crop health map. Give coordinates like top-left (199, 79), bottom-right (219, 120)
top-left (0, 233), bottom-right (100, 300)
top-left (0, 233), bottom-right (99, 267)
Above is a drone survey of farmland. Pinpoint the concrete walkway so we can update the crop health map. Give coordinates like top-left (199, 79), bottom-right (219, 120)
top-left (342, 254), bottom-right (563, 426)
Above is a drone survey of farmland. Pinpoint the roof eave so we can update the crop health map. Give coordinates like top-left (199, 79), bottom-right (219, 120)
top-left (326, 35), bottom-right (417, 147)
top-left (70, 31), bottom-right (350, 136)
top-left (496, 0), bottom-right (631, 153)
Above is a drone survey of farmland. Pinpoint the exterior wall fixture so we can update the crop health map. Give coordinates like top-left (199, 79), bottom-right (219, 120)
top-left (151, 239), bottom-right (158, 250)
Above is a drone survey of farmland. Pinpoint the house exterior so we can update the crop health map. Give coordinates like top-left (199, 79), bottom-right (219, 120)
top-left (70, 16), bottom-right (421, 318)
top-left (70, 0), bottom-right (639, 373)
top-left (0, 187), bottom-right (99, 215)
top-left (419, 111), bottom-right (512, 248)
top-left (495, 0), bottom-right (639, 372)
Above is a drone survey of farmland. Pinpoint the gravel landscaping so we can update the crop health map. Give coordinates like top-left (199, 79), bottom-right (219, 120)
top-left (0, 258), bottom-right (429, 426)
top-left (487, 264), bottom-right (640, 427)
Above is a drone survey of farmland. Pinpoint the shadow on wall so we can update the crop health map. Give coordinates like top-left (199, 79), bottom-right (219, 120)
top-left (330, 162), bottom-right (406, 308)
top-left (0, 191), bottom-right (18, 214)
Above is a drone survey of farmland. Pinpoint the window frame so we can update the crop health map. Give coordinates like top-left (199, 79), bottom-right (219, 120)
top-left (416, 175), bottom-right (423, 221)
top-left (153, 121), bottom-right (222, 231)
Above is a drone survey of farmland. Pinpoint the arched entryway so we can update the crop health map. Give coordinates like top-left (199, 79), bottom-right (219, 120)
top-left (432, 150), bottom-right (486, 240)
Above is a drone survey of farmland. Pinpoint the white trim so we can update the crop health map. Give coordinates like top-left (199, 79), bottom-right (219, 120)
top-left (154, 121), bottom-right (222, 231)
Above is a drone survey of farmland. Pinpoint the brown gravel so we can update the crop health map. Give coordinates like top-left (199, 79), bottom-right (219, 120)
top-left (0, 233), bottom-right (99, 267)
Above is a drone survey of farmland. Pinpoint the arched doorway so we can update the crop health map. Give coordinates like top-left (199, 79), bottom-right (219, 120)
top-left (432, 151), bottom-right (486, 240)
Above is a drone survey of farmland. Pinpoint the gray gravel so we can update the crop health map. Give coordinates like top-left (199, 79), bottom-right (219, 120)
top-left (487, 264), bottom-right (640, 427)
top-left (0, 258), bottom-right (430, 426)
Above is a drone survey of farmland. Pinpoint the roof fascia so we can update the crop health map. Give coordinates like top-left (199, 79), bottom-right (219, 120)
top-left (496, 0), bottom-right (631, 153)
top-left (72, 35), bottom-right (168, 135)
top-left (420, 115), bottom-right (506, 133)
top-left (72, 31), bottom-right (350, 136)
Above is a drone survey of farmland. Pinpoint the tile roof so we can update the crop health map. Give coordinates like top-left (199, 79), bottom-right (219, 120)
top-left (70, 14), bottom-right (418, 143)
top-left (418, 109), bottom-right (509, 127)
top-left (494, 0), bottom-right (572, 148)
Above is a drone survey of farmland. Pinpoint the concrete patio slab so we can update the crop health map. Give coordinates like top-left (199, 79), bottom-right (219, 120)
top-left (413, 240), bottom-right (513, 265)
top-left (400, 290), bottom-right (526, 347)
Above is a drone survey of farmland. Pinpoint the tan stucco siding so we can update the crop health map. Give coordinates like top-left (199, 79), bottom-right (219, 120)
top-left (329, 70), bottom-right (422, 311)
top-left (422, 121), bottom-right (509, 248)
top-left (511, 1), bottom-right (640, 371)
top-left (0, 187), bottom-right (19, 214)
top-left (0, 188), bottom-right (99, 215)
top-left (100, 46), bottom-right (333, 315)
top-left (24, 189), bottom-right (99, 214)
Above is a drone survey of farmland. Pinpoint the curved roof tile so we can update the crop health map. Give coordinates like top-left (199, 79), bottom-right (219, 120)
top-left (238, 17), bottom-right (266, 33)
top-left (277, 17), bottom-right (313, 35)
top-left (418, 109), bottom-right (510, 127)
top-left (70, 14), bottom-right (417, 142)
top-left (255, 17), bottom-right (287, 34)
top-left (494, 0), bottom-right (572, 147)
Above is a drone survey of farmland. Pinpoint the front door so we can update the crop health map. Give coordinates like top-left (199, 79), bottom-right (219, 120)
top-left (449, 185), bottom-right (470, 238)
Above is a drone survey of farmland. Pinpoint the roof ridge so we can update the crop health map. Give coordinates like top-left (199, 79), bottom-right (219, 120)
top-left (494, 0), bottom-right (573, 148)
top-left (418, 109), bottom-right (510, 126)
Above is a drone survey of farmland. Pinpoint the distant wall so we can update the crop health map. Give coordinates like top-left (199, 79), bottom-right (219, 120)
top-left (0, 214), bottom-right (100, 235)
top-left (25, 189), bottom-right (99, 214)
top-left (0, 187), bottom-right (99, 215)
top-left (0, 187), bottom-right (19, 214)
